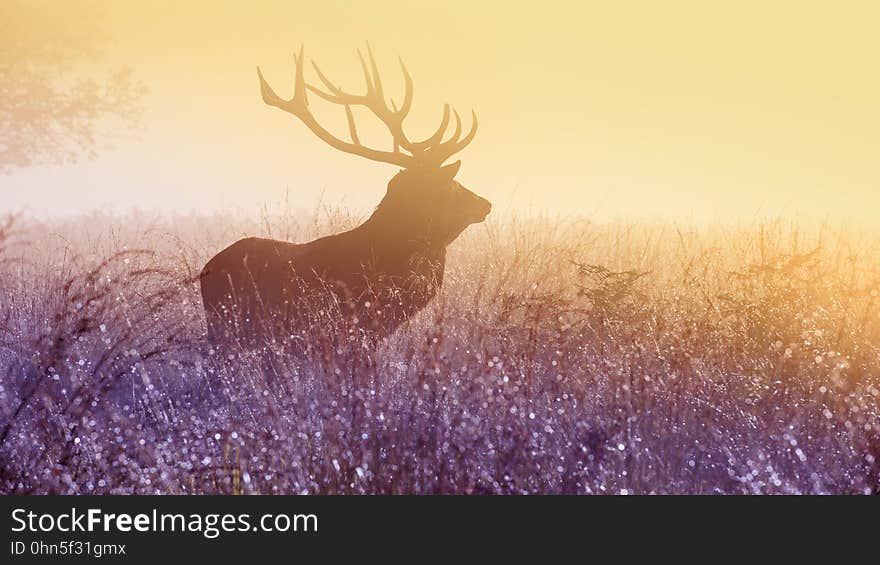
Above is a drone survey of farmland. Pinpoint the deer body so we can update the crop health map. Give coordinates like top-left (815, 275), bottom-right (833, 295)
top-left (201, 207), bottom-right (450, 342)
top-left (200, 46), bottom-right (489, 346)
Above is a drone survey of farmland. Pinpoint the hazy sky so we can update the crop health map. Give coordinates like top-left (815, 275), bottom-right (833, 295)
top-left (2, 1), bottom-right (879, 223)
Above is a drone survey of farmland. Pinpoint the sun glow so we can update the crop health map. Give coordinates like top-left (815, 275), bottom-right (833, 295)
top-left (2, 1), bottom-right (879, 225)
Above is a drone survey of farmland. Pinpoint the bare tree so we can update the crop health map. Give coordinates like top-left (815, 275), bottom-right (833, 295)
top-left (0, 1), bottom-right (145, 174)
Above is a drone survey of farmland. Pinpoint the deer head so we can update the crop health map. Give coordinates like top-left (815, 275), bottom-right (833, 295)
top-left (257, 46), bottom-right (490, 247)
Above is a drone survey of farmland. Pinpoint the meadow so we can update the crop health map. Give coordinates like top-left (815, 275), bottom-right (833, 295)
top-left (0, 209), bottom-right (878, 494)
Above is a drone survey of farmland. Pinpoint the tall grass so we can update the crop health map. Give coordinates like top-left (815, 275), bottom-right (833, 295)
top-left (0, 210), bottom-right (878, 494)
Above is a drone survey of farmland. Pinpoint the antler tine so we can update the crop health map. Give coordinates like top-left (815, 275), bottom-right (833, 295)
top-left (310, 61), bottom-right (344, 97)
top-left (365, 43), bottom-right (386, 107)
top-left (293, 45), bottom-right (309, 107)
top-left (461, 110), bottom-right (478, 147)
top-left (429, 110), bottom-right (478, 164)
top-left (408, 104), bottom-right (451, 150)
top-left (303, 48), bottom-right (441, 156)
top-left (356, 49), bottom-right (376, 97)
top-left (396, 56), bottom-right (414, 117)
top-left (308, 59), bottom-right (376, 109)
top-left (257, 66), bottom-right (284, 107)
top-left (304, 49), bottom-right (414, 152)
top-left (258, 46), bottom-right (476, 168)
top-left (447, 109), bottom-right (463, 144)
top-left (257, 47), bottom-right (413, 168)
top-left (451, 110), bottom-right (478, 154)
top-left (307, 70), bottom-right (362, 105)
top-left (344, 104), bottom-right (360, 144)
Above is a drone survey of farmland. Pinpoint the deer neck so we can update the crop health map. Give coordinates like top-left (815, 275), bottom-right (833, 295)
top-left (357, 213), bottom-right (447, 276)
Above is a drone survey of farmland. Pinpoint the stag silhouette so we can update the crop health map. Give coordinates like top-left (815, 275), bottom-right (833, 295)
top-left (200, 46), bottom-right (491, 347)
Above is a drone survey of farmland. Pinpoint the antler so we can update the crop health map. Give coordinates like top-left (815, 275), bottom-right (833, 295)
top-left (257, 45), bottom-right (477, 168)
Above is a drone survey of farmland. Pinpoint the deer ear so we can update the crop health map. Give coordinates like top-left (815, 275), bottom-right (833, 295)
top-left (439, 160), bottom-right (461, 181)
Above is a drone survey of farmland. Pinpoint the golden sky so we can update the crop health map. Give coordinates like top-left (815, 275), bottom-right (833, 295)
top-left (3, 0), bottom-right (879, 223)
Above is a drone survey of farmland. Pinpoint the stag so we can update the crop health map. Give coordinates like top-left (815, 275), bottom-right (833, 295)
top-left (200, 46), bottom-right (491, 348)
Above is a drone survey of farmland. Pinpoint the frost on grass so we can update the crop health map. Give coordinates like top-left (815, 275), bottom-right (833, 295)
top-left (0, 212), bottom-right (878, 494)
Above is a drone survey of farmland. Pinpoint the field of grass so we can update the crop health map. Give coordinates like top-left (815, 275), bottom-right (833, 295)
top-left (0, 209), bottom-right (878, 494)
